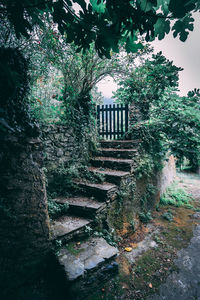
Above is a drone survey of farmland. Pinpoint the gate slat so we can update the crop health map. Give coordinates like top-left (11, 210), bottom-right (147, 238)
top-left (113, 104), bottom-right (116, 140)
top-left (97, 105), bottom-right (100, 135)
top-left (109, 105), bottom-right (112, 139)
top-left (117, 104), bottom-right (119, 139)
top-left (125, 104), bottom-right (128, 133)
top-left (102, 105), bottom-right (104, 138)
top-left (97, 103), bottom-right (129, 140)
top-left (121, 104), bottom-right (123, 135)
top-left (105, 105), bottom-right (108, 139)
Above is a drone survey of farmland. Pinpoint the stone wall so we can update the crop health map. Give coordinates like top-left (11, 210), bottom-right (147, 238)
top-left (42, 124), bottom-right (75, 170)
top-left (158, 155), bottom-right (176, 195)
top-left (0, 134), bottom-right (50, 298)
top-left (107, 155), bottom-right (176, 235)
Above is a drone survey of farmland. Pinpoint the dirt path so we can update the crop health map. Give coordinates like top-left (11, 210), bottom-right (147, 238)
top-left (148, 172), bottom-right (200, 300)
top-left (87, 171), bottom-right (200, 300)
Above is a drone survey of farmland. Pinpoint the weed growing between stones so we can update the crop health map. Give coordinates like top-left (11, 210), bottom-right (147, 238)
top-left (45, 161), bottom-right (105, 219)
top-left (129, 219), bottom-right (136, 232)
top-left (84, 225), bottom-right (93, 236)
top-left (48, 200), bottom-right (69, 220)
top-left (93, 229), bottom-right (121, 247)
top-left (65, 242), bottom-right (85, 256)
top-left (46, 163), bottom-right (105, 198)
top-left (139, 211), bottom-right (153, 224)
top-left (162, 209), bottom-right (174, 222)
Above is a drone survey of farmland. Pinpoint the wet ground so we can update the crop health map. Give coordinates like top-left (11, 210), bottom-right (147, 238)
top-left (87, 171), bottom-right (200, 300)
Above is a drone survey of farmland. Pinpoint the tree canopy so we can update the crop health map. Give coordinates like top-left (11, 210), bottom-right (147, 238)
top-left (115, 51), bottom-right (200, 171)
top-left (1, 0), bottom-right (200, 57)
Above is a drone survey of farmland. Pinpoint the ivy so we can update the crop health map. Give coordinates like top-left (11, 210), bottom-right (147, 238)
top-left (0, 47), bottom-right (39, 138)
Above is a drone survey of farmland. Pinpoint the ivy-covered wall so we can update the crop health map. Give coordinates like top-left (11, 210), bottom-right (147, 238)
top-left (0, 134), bottom-right (50, 298)
top-left (0, 47), bottom-right (51, 298)
top-left (106, 154), bottom-right (176, 235)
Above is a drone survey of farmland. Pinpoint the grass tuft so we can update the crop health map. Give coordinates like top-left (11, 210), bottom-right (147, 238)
top-left (160, 183), bottom-right (193, 208)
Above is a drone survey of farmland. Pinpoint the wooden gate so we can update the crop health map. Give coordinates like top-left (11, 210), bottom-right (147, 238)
top-left (97, 104), bottom-right (129, 140)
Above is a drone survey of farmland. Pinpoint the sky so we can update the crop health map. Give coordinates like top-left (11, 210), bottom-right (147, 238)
top-left (97, 13), bottom-right (200, 98)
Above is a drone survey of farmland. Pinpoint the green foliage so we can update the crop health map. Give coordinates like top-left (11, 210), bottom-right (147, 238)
top-left (1, 0), bottom-right (199, 58)
top-left (48, 199), bottom-right (69, 220)
top-left (140, 184), bottom-right (157, 208)
top-left (162, 209), bottom-right (173, 222)
top-left (0, 47), bottom-right (39, 137)
top-left (47, 162), bottom-right (104, 198)
top-left (133, 122), bottom-right (167, 179)
top-left (160, 183), bottom-right (193, 208)
top-left (115, 50), bottom-right (200, 173)
top-left (116, 189), bottom-right (128, 213)
top-left (46, 164), bottom-right (78, 197)
top-left (30, 70), bottom-right (65, 124)
top-left (115, 52), bottom-right (182, 116)
top-left (65, 242), bottom-right (84, 256)
top-left (129, 219), bottom-right (136, 232)
top-left (94, 228), bottom-right (119, 247)
top-left (115, 52), bottom-right (182, 174)
top-left (84, 225), bottom-right (93, 235)
top-left (152, 89), bottom-right (200, 170)
top-left (172, 15), bottom-right (194, 42)
top-left (139, 211), bottom-right (153, 224)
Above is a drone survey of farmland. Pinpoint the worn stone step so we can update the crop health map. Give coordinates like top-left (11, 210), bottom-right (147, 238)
top-left (57, 237), bottom-right (119, 299)
top-left (50, 215), bottom-right (93, 243)
top-left (98, 148), bottom-right (137, 159)
top-left (75, 181), bottom-right (117, 202)
top-left (100, 139), bottom-right (140, 149)
top-left (54, 196), bottom-right (106, 218)
top-left (88, 167), bottom-right (130, 185)
top-left (90, 156), bottom-right (133, 172)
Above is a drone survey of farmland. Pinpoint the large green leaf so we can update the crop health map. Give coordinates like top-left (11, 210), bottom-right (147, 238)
top-left (172, 15), bottom-right (194, 41)
top-left (186, 0), bottom-right (200, 10)
top-left (137, 0), bottom-right (157, 12)
top-left (125, 36), bottom-right (144, 53)
top-left (156, 0), bottom-right (170, 14)
top-left (154, 18), bottom-right (170, 39)
top-left (90, 0), bottom-right (105, 13)
top-left (168, 0), bottom-right (196, 17)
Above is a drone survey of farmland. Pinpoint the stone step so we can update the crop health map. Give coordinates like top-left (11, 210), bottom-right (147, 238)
top-left (88, 167), bottom-right (130, 185)
top-left (50, 215), bottom-right (93, 243)
top-left (54, 196), bottom-right (106, 218)
top-left (98, 148), bottom-right (137, 159)
top-left (100, 139), bottom-right (141, 149)
top-left (90, 156), bottom-right (133, 172)
top-left (75, 181), bottom-right (117, 202)
top-left (57, 237), bottom-right (118, 299)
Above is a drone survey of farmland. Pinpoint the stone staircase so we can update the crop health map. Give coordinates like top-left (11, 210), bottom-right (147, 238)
top-left (50, 140), bottom-right (138, 298)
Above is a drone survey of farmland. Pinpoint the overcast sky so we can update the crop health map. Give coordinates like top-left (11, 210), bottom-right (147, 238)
top-left (97, 13), bottom-right (200, 98)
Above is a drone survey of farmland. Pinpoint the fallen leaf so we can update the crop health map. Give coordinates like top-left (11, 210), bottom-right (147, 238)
top-left (125, 247), bottom-right (133, 252)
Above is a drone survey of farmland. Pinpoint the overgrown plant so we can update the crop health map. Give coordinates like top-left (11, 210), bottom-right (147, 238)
top-left (162, 209), bottom-right (174, 222)
top-left (160, 182), bottom-right (193, 208)
top-left (140, 184), bottom-right (157, 208)
top-left (94, 228), bottom-right (120, 247)
top-left (48, 199), bottom-right (69, 220)
top-left (115, 52), bottom-right (186, 178)
top-left (139, 211), bottom-right (153, 224)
